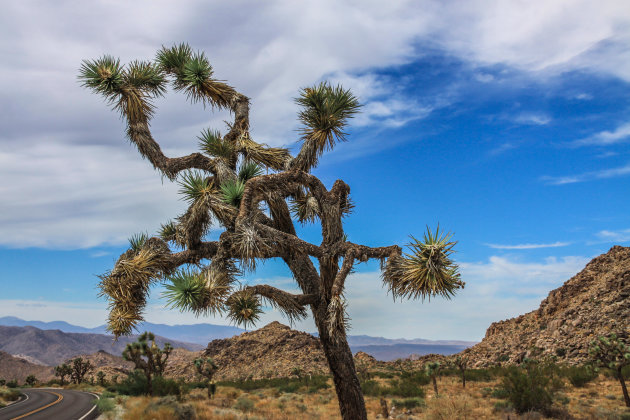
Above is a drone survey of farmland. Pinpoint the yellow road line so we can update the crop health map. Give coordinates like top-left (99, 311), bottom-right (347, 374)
top-left (10, 391), bottom-right (63, 420)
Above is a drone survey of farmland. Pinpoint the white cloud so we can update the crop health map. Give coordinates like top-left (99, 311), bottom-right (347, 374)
top-left (485, 241), bottom-right (571, 250)
top-left (541, 162), bottom-right (630, 185)
top-left (514, 113), bottom-right (552, 126)
top-left (1, 0), bottom-right (630, 248)
top-left (573, 122), bottom-right (630, 146)
top-left (596, 228), bottom-right (630, 243)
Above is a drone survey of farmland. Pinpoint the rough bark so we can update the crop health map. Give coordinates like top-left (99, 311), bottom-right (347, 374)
top-left (619, 367), bottom-right (630, 407)
top-left (313, 302), bottom-right (367, 420)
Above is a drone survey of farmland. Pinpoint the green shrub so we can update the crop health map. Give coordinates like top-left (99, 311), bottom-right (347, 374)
top-left (2, 389), bottom-right (22, 401)
top-left (6, 380), bottom-right (18, 388)
top-left (392, 397), bottom-right (425, 409)
top-left (95, 397), bottom-right (115, 413)
top-left (0, 379), bottom-right (5, 386)
top-left (234, 396), bottom-right (255, 412)
top-left (386, 378), bottom-right (426, 398)
top-left (360, 379), bottom-right (383, 396)
top-left (490, 388), bottom-right (509, 399)
top-left (152, 376), bottom-right (180, 397)
top-left (563, 365), bottom-right (597, 388)
top-left (465, 369), bottom-right (494, 382)
top-left (501, 362), bottom-right (554, 414)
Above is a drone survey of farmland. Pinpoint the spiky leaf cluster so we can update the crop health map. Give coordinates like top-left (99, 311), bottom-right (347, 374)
top-left (226, 289), bottom-right (263, 329)
top-left (199, 129), bottom-right (234, 163)
top-left (238, 160), bottom-right (264, 182)
top-left (98, 240), bottom-right (171, 336)
top-left (220, 179), bottom-right (245, 207)
top-left (383, 227), bottom-right (463, 301)
top-left (163, 267), bottom-right (232, 316)
top-left (589, 333), bottom-right (630, 371)
top-left (178, 170), bottom-right (213, 204)
top-left (156, 44), bottom-right (235, 109)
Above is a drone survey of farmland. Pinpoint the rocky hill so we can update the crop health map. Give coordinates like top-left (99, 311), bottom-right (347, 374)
top-left (461, 245), bottom-right (630, 366)
top-left (0, 325), bottom-right (203, 366)
top-left (202, 321), bottom-right (330, 380)
top-left (0, 351), bottom-right (54, 383)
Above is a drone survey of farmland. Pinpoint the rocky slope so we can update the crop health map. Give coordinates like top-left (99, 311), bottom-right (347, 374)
top-left (0, 351), bottom-right (54, 383)
top-left (461, 245), bottom-right (630, 366)
top-left (202, 321), bottom-right (330, 380)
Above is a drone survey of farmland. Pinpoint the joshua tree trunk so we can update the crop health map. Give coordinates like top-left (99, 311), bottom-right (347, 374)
top-left (432, 376), bottom-right (439, 396)
top-left (619, 367), bottom-right (630, 407)
top-left (460, 367), bottom-right (466, 388)
top-left (314, 305), bottom-right (367, 420)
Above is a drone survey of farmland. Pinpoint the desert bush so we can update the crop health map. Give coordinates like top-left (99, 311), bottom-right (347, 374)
top-left (234, 395), bottom-right (255, 412)
top-left (501, 362), bottom-right (554, 414)
top-left (386, 378), bottom-right (426, 398)
top-left (371, 371), bottom-right (395, 379)
top-left (96, 396), bottom-right (115, 413)
top-left (466, 368), bottom-right (494, 382)
top-left (360, 380), bottom-right (383, 396)
top-left (218, 375), bottom-right (329, 394)
top-left (24, 375), bottom-right (37, 387)
top-left (392, 397), bottom-right (425, 409)
top-left (6, 380), bottom-right (18, 388)
top-left (563, 365), bottom-right (598, 387)
top-left (2, 389), bottom-right (22, 401)
top-left (0, 379), bottom-right (5, 386)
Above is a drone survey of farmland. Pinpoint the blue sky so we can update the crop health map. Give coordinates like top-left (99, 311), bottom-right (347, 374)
top-left (1, 1), bottom-right (629, 341)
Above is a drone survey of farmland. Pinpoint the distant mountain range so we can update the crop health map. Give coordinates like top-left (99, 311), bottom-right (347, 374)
top-left (0, 325), bottom-right (203, 366)
top-left (0, 316), bottom-right (476, 362)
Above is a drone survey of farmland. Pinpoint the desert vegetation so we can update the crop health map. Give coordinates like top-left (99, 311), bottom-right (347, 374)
top-left (79, 43), bottom-right (463, 420)
top-left (80, 357), bottom-right (630, 419)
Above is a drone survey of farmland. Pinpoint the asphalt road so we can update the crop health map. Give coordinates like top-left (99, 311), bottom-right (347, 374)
top-left (0, 388), bottom-right (98, 420)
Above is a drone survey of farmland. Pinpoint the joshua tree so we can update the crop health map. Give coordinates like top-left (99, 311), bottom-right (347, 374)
top-left (590, 333), bottom-right (630, 407)
top-left (453, 355), bottom-right (468, 388)
top-left (71, 358), bottom-right (94, 384)
top-left (425, 362), bottom-right (441, 396)
top-left (194, 357), bottom-right (218, 398)
top-left (25, 375), bottom-right (37, 387)
top-left (80, 43), bottom-right (463, 420)
top-left (54, 363), bottom-right (72, 385)
top-left (122, 332), bottom-right (172, 396)
top-left (96, 371), bottom-right (107, 386)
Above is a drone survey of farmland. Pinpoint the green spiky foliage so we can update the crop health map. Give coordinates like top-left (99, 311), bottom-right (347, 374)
top-left (383, 226), bottom-right (463, 301)
top-left (178, 170), bottom-right (212, 204)
top-left (220, 179), bottom-right (245, 207)
top-left (163, 267), bottom-right (232, 316)
top-left (54, 363), bottom-right (72, 385)
top-left (129, 232), bottom-right (149, 251)
top-left (198, 129), bottom-right (235, 163)
top-left (194, 357), bottom-right (218, 398)
top-left (589, 333), bottom-right (630, 407)
top-left (238, 160), bottom-right (264, 182)
top-left (226, 290), bottom-right (263, 330)
top-left (122, 332), bottom-right (173, 396)
top-left (158, 221), bottom-right (178, 243)
top-left (83, 44), bottom-right (462, 420)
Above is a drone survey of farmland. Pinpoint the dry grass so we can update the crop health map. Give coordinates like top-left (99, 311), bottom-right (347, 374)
top-left (111, 374), bottom-right (630, 420)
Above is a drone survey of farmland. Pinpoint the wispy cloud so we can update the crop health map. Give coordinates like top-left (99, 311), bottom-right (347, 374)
top-left (485, 241), bottom-right (571, 250)
top-left (541, 162), bottom-right (630, 185)
top-left (514, 113), bottom-right (551, 126)
top-left (595, 228), bottom-right (630, 243)
top-left (572, 122), bottom-right (630, 146)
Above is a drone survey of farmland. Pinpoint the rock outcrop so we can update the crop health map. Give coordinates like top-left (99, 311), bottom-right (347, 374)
top-left (461, 246), bottom-right (630, 366)
top-left (202, 321), bottom-right (330, 380)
